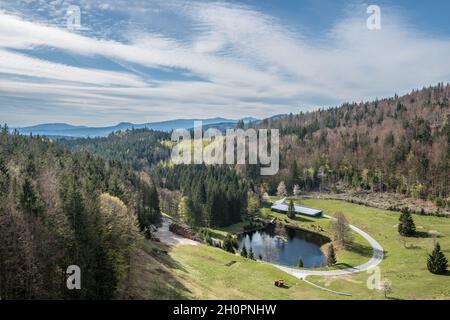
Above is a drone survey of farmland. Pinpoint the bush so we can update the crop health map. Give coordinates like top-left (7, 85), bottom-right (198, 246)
top-left (435, 197), bottom-right (445, 208)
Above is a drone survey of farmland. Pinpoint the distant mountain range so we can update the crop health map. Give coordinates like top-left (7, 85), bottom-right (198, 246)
top-left (14, 117), bottom-right (259, 138)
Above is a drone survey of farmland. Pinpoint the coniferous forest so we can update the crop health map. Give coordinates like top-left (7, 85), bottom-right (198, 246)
top-left (60, 129), bottom-right (171, 171)
top-left (0, 127), bottom-right (160, 299)
top-left (151, 164), bottom-right (249, 227)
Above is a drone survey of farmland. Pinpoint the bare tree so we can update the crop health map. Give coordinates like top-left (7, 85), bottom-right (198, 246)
top-left (276, 181), bottom-right (287, 197)
top-left (380, 278), bottom-right (392, 299)
top-left (293, 184), bottom-right (301, 197)
top-left (330, 212), bottom-right (352, 247)
top-left (262, 192), bottom-right (271, 204)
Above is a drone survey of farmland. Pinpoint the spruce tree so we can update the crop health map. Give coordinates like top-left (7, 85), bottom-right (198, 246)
top-left (327, 244), bottom-right (337, 266)
top-left (241, 244), bottom-right (248, 258)
top-left (298, 256), bottom-right (304, 268)
top-left (398, 209), bottom-right (416, 236)
top-left (248, 246), bottom-right (254, 260)
top-left (19, 177), bottom-right (41, 217)
top-left (223, 234), bottom-right (236, 253)
top-left (287, 199), bottom-right (295, 219)
top-left (427, 242), bottom-right (448, 274)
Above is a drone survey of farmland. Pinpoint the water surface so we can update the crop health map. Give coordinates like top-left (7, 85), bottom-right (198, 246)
top-left (238, 226), bottom-right (327, 268)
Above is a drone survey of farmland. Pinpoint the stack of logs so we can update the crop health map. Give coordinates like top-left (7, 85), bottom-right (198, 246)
top-left (169, 222), bottom-right (203, 242)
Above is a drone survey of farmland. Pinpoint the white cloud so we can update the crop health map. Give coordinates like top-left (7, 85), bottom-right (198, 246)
top-left (0, 1), bottom-right (449, 126)
top-left (0, 49), bottom-right (147, 86)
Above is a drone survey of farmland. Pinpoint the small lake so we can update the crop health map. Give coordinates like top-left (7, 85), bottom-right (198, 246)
top-left (238, 226), bottom-right (328, 268)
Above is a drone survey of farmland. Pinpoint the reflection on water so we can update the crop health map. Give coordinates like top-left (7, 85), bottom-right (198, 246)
top-left (238, 226), bottom-right (327, 268)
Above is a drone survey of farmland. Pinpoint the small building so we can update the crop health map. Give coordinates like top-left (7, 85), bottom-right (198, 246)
top-left (271, 198), bottom-right (323, 218)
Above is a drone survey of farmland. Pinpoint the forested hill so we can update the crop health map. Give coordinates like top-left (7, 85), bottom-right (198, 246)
top-left (258, 83), bottom-right (450, 207)
top-left (0, 127), bottom-right (160, 299)
top-left (59, 129), bottom-right (171, 171)
top-left (58, 128), bottom-right (251, 229)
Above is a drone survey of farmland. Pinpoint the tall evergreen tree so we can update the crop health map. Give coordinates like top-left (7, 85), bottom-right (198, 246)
top-left (241, 244), bottom-right (248, 258)
top-left (298, 256), bottom-right (304, 268)
top-left (248, 246), bottom-right (254, 260)
top-left (327, 244), bottom-right (337, 266)
top-left (398, 209), bottom-right (416, 236)
top-left (287, 199), bottom-right (295, 219)
top-left (19, 178), bottom-right (41, 217)
top-left (223, 234), bottom-right (236, 253)
top-left (427, 242), bottom-right (448, 274)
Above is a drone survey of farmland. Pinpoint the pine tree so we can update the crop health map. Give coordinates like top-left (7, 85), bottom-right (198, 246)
top-left (287, 199), bottom-right (295, 219)
top-left (241, 244), bottom-right (248, 258)
top-left (19, 177), bottom-right (41, 217)
top-left (327, 244), bottom-right (337, 266)
top-left (223, 234), bottom-right (236, 253)
top-left (398, 209), bottom-right (416, 236)
top-left (427, 242), bottom-right (448, 274)
top-left (248, 246), bottom-right (254, 260)
top-left (298, 256), bottom-right (304, 268)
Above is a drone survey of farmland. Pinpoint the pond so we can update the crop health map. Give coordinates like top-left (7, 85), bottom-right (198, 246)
top-left (238, 225), bottom-right (328, 268)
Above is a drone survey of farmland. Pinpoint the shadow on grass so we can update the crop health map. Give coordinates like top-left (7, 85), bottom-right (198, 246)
top-left (404, 244), bottom-right (421, 250)
top-left (414, 231), bottom-right (442, 239)
top-left (386, 296), bottom-right (403, 300)
top-left (128, 240), bottom-right (193, 300)
top-left (333, 262), bottom-right (356, 270)
top-left (345, 241), bottom-right (374, 258)
top-left (293, 216), bottom-right (314, 223)
top-left (431, 270), bottom-right (450, 277)
top-left (274, 284), bottom-right (291, 289)
top-left (145, 242), bottom-right (189, 273)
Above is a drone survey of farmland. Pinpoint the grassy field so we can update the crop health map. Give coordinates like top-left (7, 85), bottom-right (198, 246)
top-left (261, 197), bottom-right (372, 270)
top-left (302, 199), bottom-right (450, 299)
top-left (138, 199), bottom-right (449, 300)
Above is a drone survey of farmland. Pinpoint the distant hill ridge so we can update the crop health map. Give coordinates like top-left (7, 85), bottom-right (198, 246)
top-left (14, 117), bottom-right (259, 138)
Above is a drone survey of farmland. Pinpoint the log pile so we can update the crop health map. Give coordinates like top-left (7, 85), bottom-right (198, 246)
top-left (169, 222), bottom-right (202, 242)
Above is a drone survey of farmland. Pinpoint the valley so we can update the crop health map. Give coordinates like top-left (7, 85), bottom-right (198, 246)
top-left (1, 85), bottom-right (449, 300)
top-left (131, 199), bottom-right (449, 300)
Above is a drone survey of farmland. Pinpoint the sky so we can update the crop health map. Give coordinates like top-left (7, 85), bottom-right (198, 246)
top-left (0, 0), bottom-right (450, 127)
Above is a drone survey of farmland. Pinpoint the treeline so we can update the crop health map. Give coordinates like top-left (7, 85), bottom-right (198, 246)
top-left (257, 84), bottom-right (450, 207)
top-left (0, 127), bottom-right (160, 299)
top-left (152, 164), bottom-right (249, 227)
top-left (59, 128), bottom-right (171, 171)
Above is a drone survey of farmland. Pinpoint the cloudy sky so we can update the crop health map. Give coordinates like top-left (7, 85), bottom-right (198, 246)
top-left (1, 0), bottom-right (450, 126)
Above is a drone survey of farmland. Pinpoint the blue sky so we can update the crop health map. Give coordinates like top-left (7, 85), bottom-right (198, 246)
top-left (0, 0), bottom-right (449, 126)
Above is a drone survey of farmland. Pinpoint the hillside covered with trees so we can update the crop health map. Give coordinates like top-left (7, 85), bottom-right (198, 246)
top-left (256, 84), bottom-right (450, 209)
top-left (59, 129), bottom-right (171, 171)
top-left (151, 164), bottom-right (249, 227)
top-left (0, 127), bottom-right (160, 299)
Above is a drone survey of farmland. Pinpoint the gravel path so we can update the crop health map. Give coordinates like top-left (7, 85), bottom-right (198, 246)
top-left (154, 218), bottom-right (199, 247)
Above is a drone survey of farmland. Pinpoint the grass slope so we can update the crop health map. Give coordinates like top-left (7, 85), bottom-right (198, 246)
top-left (301, 199), bottom-right (450, 300)
top-left (134, 199), bottom-right (449, 300)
